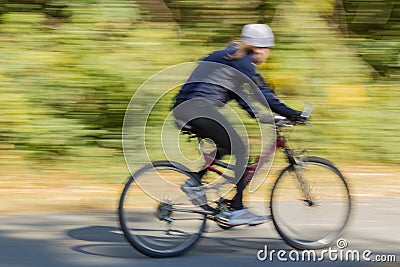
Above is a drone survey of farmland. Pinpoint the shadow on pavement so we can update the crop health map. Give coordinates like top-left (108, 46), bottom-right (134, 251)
top-left (66, 225), bottom-right (287, 259)
top-left (66, 224), bottom-right (399, 267)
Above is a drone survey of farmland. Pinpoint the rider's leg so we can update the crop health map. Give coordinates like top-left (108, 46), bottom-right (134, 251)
top-left (230, 178), bottom-right (245, 210)
top-left (190, 116), bottom-right (269, 224)
top-left (230, 171), bottom-right (252, 210)
top-left (189, 116), bottom-right (249, 211)
top-left (189, 116), bottom-right (248, 185)
top-left (181, 103), bottom-right (247, 179)
top-left (173, 98), bottom-right (249, 209)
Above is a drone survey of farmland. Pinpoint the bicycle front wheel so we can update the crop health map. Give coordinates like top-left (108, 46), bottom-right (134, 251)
top-left (118, 161), bottom-right (207, 258)
top-left (270, 156), bottom-right (351, 250)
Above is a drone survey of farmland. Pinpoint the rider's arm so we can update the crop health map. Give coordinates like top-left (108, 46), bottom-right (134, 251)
top-left (252, 74), bottom-right (302, 121)
top-left (230, 57), bottom-right (302, 121)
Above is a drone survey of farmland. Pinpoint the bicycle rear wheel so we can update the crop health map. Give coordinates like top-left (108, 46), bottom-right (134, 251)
top-left (118, 161), bottom-right (207, 257)
top-left (270, 156), bottom-right (351, 250)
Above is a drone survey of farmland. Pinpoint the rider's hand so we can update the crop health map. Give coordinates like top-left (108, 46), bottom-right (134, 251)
top-left (255, 113), bottom-right (274, 124)
top-left (289, 111), bottom-right (308, 123)
top-left (297, 116), bottom-right (308, 123)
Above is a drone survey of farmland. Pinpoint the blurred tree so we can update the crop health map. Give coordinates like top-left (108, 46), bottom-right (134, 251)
top-left (0, 0), bottom-right (398, 166)
top-left (135, 0), bottom-right (175, 22)
top-left (135, 0), bottom-right (399, 79)
top-left (333, 0), bottom-right (399, 78)
top-left (135, 0), bottom-right (279, 43)
top-left (0, 0), bottom-right (72, 24)
top-left (0, 6), bottom-right (133, 159)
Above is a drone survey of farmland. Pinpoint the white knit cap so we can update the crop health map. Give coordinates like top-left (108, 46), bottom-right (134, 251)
top-left (241, 24), bottom-right (274, 47)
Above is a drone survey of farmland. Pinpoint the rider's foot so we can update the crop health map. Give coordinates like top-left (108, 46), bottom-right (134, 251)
top-left (223, 208), bottom-right (271, 226)
top-left (181, 178), bottom-right (208, 206)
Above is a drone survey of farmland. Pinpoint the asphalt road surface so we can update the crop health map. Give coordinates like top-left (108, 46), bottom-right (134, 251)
top-left (0, 197), bottom-right (399, 267)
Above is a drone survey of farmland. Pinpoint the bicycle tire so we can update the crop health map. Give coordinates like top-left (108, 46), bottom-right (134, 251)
top-left (118, 161), bottom-right (207, 257)
top-left (270, 156), bottom-right (351, 250)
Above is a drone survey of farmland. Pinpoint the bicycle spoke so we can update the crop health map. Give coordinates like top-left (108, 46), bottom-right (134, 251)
top-left (271, 157), bottom-right (351, 250)
top-left (119, 161), bottom-right (207, 257)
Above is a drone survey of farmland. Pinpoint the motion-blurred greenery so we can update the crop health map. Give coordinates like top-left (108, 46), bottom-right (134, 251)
top-left (0, 0), bottom-right (398, 182)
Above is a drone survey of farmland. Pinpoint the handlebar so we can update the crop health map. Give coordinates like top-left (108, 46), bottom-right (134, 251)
top-left (274, 103), bottom-right (313, 128)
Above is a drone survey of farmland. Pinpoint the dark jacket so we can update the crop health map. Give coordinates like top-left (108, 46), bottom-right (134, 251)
top-left (174, 43), bottom-right (301, 120)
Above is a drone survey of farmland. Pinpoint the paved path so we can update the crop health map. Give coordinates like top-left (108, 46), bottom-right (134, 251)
top-left (0, 197), bottom-right (399, 267)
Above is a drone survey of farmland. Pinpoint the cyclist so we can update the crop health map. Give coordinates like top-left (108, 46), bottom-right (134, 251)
top-left (172, 24), bottom-right (305, 226)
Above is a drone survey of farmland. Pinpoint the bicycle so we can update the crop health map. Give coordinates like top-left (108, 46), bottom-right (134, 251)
top-left (118, 105), bottom-right (351, 258)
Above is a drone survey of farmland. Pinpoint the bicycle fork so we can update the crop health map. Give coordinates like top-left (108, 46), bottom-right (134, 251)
top-left (292, 160), bottom-right (315, 207)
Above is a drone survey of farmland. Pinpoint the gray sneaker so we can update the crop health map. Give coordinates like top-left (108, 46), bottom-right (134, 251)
top-left (226, 208), bottom-right (271, 226)
top-left (181, 178), bottom-right (207, 206)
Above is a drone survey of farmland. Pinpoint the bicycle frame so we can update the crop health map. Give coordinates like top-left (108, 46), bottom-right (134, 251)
top-left (196, 120), bottom-right (314, 207)
top-left (188, 104), bottom-right (314, 182)
top-left (201, 127), bottom-right (291, 182)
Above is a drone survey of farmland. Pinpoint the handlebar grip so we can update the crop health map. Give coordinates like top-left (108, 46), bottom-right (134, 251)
top-left (301, 103), bottom-right (314, 118)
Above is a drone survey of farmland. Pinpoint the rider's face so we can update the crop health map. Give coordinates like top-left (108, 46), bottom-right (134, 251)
top-left (251, 47), bottom-right (271, 65)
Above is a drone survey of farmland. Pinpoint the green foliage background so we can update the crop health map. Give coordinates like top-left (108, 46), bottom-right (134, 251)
top-left (0, 0), bottom-right (399, 181)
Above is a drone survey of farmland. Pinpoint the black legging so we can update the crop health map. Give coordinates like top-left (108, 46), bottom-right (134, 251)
top-left (173, 98), bottom-right (248, 210)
